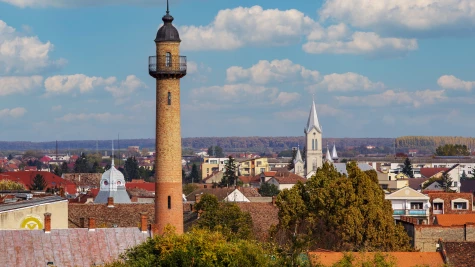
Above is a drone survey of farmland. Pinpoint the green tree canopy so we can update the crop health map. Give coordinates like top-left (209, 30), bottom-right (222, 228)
top-left (287, 149), bottom-right (298, 171)
top-left (106, 228), bottom-right (283, 267)
top-left (272, 162), bottom-right (412, 258)
top-left (0, 179), bottom-right (25, 190)
top-left (124, 156), bottom-right (139, 181)
top-left (258, 182), bottom-right (280, 197)
top-left (401, 157), bottom-right (414, 178)
top-left (440, 172), bottom-right (453, 192)
top-left (194, 194), bottom-right (253, 240)
top-left (30, 174), bottom-right (47, 191)
top-left (74, 153), bottom-right (89, 173)
top-left (186, 163), bottom-right (200, 183)
top-left (61, 162), bottom-right (69, 174)
top-left (435, 144), bottom-right (470, 156)
top-left (208, 145), bottom-right (224, 157)
top-left (221, 156), bottom-right (237, 187)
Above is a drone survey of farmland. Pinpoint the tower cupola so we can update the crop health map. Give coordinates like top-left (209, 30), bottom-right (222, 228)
top-left (155, 1), bottom-right (181, 43)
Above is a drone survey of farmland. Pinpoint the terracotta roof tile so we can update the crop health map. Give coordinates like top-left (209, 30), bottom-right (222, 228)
top-left (236, 202), bottom-right (278, 241)
top-left (435, 214), bottom-right (475, 226)
top-left (420, 168), bottom-right (450, 178)
top-left (308, 252), bottom-right (445, 267)
top-left (0, 171), bottom-right (76, 194)
top-left (444, 242), bottom-right (475, 267)
top-left (125, 182), bottom-right (155, 192)
top-left (239, 187), bottom-right (261, 198)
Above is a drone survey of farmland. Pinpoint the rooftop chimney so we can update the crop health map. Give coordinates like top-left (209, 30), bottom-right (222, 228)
top-left (44, 213), bottom-right (51, 233)
top-left (140, 213), bottom-right (148, 233)
top-left (88, 217), bottom-right (96, 231)
top-left (107, 197), bottom-right (114, 208)
top-left (272, 196), bottom-right (276, 206)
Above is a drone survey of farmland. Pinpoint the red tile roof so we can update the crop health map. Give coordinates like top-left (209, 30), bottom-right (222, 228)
top-left (0, 228), bottom-right (149, 267)
top-left (308, 252), bottom-right (445, 267)
top-left (125, 182), bottom-right (155, 192)
top-left (435, 214), bottom-right (475, 226)
top-left (272, 172), bottom-right (306, 184)
top-left (444, 242), bottom-right (475, 267)
top-left (420, 168), bottom-right (449, 178)
top-left (236, 202), bottom-right (278, 241)
top-left (239, 187), bottom-right (261, 198)
top-left (0, 171), bottom-right (76, 194)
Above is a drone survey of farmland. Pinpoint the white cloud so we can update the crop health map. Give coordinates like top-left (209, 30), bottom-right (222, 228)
top-left (55, 112), bottom-right (128, 122)
top-left (336, 89), bottom-right (446, 108)
top-left (274, 104), bottom-right (345, 120)
top-left (0, 0), bottom-right (162, 8)
top-left (0, 20), bottom-right (65, 74)
top-left (274, 109), bottom-right (308, 120)
top-left (303, 32), bottom-right (418, 56)
top-left (226, 59), bottom-right (319, 84)
top-left (179, 6), bottom-right (317, 50)
top-left (319, 0), bottom-right (475, 36)
top-left (0, 107), bottom-right (27, 118)
top-left (191, 83), bottom-right (279, 103)
top-left (187, 61), bottom-right (212, 83)
top-left (0, 75), bottom-right (43, 96)
top-left (104, 75), bottom-right (147, 101)
top-left (437, 75), bottom-right (474, 91)
top-left (307, 72), bottom-right (385, 92)
top-left (44, 74), bottom-right (116, 94)
top-left (317, 104), bottom-right (346, 117)
top-left (51, 105), bottom-right (62, 111)
top-left (273, 92), bottom-right (300, 106)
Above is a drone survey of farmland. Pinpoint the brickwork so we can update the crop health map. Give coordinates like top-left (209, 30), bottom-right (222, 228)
top-left (154, 40), bottom-right (184, 234)
top-left (236, 202), bottom-right (279, 241)
top-left (398, 217), bottom-right (475, 252)
top-left (427, 192), bottom-right (474, 223)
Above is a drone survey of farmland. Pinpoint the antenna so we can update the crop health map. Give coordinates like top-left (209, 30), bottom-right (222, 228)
top-left (111, 140), bottom-right (115, 167)
top-left (118, 133), bottom-right (120, 167)
top-left (166, 0), bottom-right (169, 14)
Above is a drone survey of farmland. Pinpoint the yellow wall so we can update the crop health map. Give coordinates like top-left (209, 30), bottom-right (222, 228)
top-left (0, 200), bottom-right (68, 230)
top-left (239, 158), bottom-right (270, 176)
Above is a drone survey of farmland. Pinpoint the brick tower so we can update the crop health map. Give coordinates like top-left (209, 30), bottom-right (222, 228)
top-left (148, 0), bottom-right (187, 234)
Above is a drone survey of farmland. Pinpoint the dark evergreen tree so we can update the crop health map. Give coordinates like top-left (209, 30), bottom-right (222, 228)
top-left (61, 162), bottom-right (69, 174)
top-left (187, 163), bottom-right (200, 183)
top-left (124, 157), bottom-right (139, 181)
top-left (30, 174), bottom-right (47, 191)
top-left (258, 182), bottom-right (280, 197)
top-left (74, 153), bottom-right (89, 173)
top-left (401, 157), bottom-right (414, 178)
top-left (7, 154), bottom-right (13, 160)
top-left (441, 172), bottom-right (453, 192)
top-left (53, 166), bottom-right (62, 177)
top-left (461, 170), bottom-right (468, 180)
top-left (287, 149), bottom-right (297, 170)
top-left (221, 156), bottom-right (237, 187)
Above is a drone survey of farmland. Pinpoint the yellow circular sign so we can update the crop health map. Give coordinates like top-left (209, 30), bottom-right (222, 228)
top-left (20, 216), bottom-right (43, 230)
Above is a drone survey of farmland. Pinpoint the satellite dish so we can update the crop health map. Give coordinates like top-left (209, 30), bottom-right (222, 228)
top-left (425, 202), bottom-right (431, 208)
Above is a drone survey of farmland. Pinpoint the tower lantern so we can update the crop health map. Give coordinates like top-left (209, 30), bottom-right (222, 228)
top-left (148, 0), bottom-right (187, 234)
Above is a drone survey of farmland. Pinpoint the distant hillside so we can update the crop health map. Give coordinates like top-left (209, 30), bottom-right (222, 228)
top-left (0, 137), bottom-right (394, 153)
top-left (396, 136), bottom-right (475, 153)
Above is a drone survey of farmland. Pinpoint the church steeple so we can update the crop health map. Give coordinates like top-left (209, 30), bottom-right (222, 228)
top-left (325, 145), bottom-right (333, 163)
top-left (331, 143), bottom-right (338, 161)
top-left (294, 145), bottom-right (303, 164)
top-left (305, 98), bottom-right (322, 134)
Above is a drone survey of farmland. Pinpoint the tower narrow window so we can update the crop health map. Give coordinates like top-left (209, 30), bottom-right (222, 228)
top-left (166, 52), bottom-right (171, 67)
top-left (312, 139), bottom-right (315, 150)
top-left (168, 196), bottom-right (171, 209)
top-left (315, 139), bottom-right (318, 150)
top-left (168, 92), bottom-right (171, 105)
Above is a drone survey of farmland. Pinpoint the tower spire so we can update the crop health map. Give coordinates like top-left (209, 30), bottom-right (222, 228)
top-left (166, 0), bottom-right (169, 14)
top-left (111, 140), bottom-right (115, 167)
top-left (306, 97), bottom-right (322, 134)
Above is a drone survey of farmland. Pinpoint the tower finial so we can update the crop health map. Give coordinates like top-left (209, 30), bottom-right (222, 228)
top-left (167, 0), bottom-right (169, 14)
top-left (111, 140), bottom-right (115, 167)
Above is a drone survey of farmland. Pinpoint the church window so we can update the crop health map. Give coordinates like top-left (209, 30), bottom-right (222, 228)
top-left (315, 139), bottom-right (318, 150)
top-left (168, 196), bottom-right (171, 209)
top-left (168, 92), bottom-right (171, 105)
top-left (166, 52), bottom-right (171, 67)
top-left (312, 140), bottom-right (315, 150)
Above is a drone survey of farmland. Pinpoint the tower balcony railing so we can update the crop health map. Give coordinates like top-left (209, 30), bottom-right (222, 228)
top-left (149, 55), bottom-right (187, 78)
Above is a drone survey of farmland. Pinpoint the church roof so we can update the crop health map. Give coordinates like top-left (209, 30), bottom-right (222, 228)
top-left (331, 144), bottom-right (338, 159)
top-left (305, 99), bottom-right (322, 133)
top-left (325, 146), bottom-right (333, 163)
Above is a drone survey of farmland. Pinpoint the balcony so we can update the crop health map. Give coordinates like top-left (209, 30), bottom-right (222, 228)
top-left (433, 210), bottom-right (443, 215)
top-left (392, 209), bottom-right (427, 216)
top-left (148, 55), bottom-right (187, 79)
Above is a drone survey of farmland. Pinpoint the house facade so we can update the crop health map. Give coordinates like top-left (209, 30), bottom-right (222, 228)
top-left (385, 187), bottom-right (430, 224)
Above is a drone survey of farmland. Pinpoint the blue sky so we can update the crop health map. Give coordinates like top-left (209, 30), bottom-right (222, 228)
top-left (0, 0), bottom-right (474, 141)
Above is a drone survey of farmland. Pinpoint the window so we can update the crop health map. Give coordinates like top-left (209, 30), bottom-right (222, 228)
top-left (315, 139), bottom-right (318, 150)
top-left (411, 202), bottom-right (423, 209)
top-left (312, 139), bottom-right (315, 150)
top-left (166, 52), bottom-right (171, 67)
top-left (433, 203), bottom-right (443, 210)
top-left (260, 168), bottom-right (265, 173)
top-left (207, 168), bottom-right (209, 174)
top-left (257, 161), bottom-right (262, 167)
top-left (168, 92), bottom-right (171, 105)
top-left (454, 202), bottom-right (467, 210)
top-left (454, 181), bottom-right (458, 187)
top-left (168, 196), bottom-right (171, 209)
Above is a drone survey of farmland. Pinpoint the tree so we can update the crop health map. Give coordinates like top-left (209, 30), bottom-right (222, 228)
top-left (272, 162), bottom-right (412, 257)
top-left (61, 162), bottom-right (69, 174)
top-left (74, 153), bottom-right (89, 173)
top-left (0, 179), bottom-right (25, 190)
top-left (194, 194), bottom-right (253, 240)
top-left (435, 144), bottom-right (470, 156)
top-left (182, 183), bottom-right (198, 196)
top-left (287, 149), bottom-right (297, 171)
top-left (105, 228), bottom-right (283, 267)
top-left (53, 166), bottom-right (62, 177)
top-left (187, 163), bottom-right (200, 184)
top-left (30, 174), bottom-right (47, 191)
top-left (258, 182), bottom-right (280, 197)
top-left (7, 154), bottom-right (13, 160)
top-left (401, 157), bottom-right (414, 178)
top-left (221, 156), bottom-right (237, 187)
top-left (278, 150), bottom-right (294, 157)
top-left (208, 145), bottom-right (224, 157)
top-left (461, 170), bottom-right (468, 180)
top-left (124, 157), bottom-right (139, 181)
top-left (441, 172), bottom-right (453, 192)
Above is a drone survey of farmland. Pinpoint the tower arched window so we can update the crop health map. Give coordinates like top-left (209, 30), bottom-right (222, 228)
top-left (315, 139), bottom-right (318, 150)
top-left (165, 52), bottom-right (172, 67)
top-left (168, 92), bottom-right (171, 105)
top-left (312, 140), bottom-right (315, 150)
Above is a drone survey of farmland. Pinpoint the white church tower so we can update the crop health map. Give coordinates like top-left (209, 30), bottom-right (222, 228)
top-left (305, 99), bottom-right (323, 178)
top-left (293, 146), bottom-right (305, 177)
